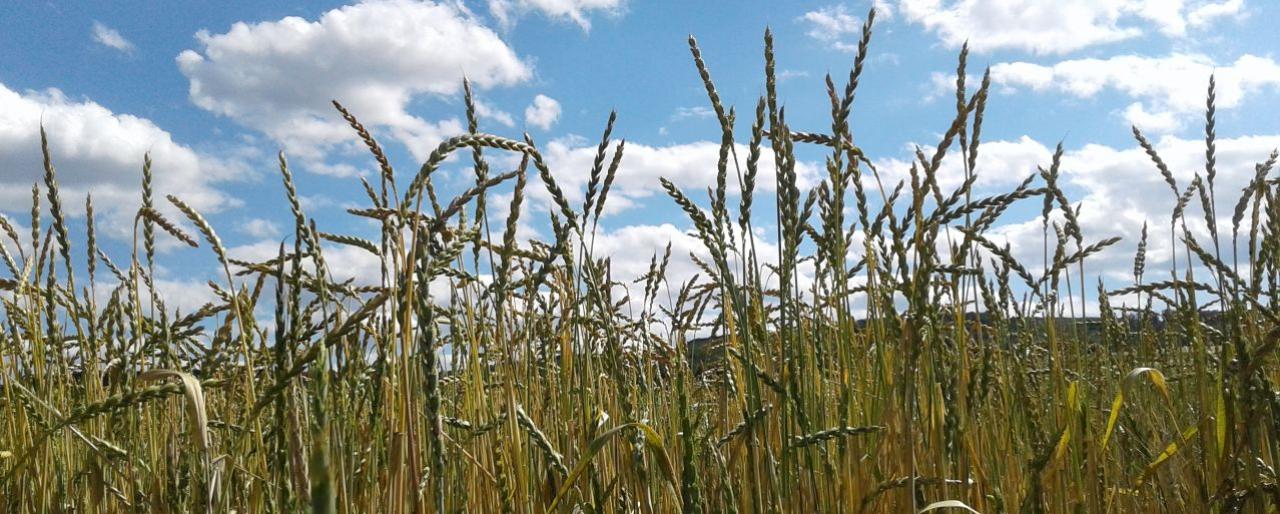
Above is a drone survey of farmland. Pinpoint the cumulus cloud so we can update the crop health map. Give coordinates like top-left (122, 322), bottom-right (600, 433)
top-left (871, 0), bottom-right (896, 20)
top-left (671, 106), bottom-right (714, 121)
top-left (89, 273), bottom-right (221, 319)
top-left (777, 70), bottom-right (811, 83)
top-left (1135, 0), bottom-right (1247, 35)
top-left (590, 223), bottom-right (706, 285)
top-left (230, 136), bottom-right (1280, 319)
top-left (973, 133), bottom-right (1280, 296)
top-left (177, 0), bottom-right (532, 175)
top-left (990, 53), bottom-right (1280, 132)
top-left (487, 0), bottom-right (624, 31)
top-left (524, 94), bottom-right (561, 130)
top-left (1123, 102), bottom-right (1182, 133)
top-left (230, 238), bottom-right (383, 286)
top-left (228, 235), bottom-right (471, 309)
top-left (534, 138), bottom-right (820, 217)
top-left (875, 135), bottom-right (1054, 193)
top-left (1187, 0), bottom-right (1247, 27)
top-left (153, 278), bottom-right (222, 315)
top-left (91, 21), bottom-right (134, 53)
top-left (798, 4), bottom-right (863, 52)
top-left (0, 82), bottom-right (241, 240)
top-left (239, 218), bottom-right (282, 239)
top-left (575, 222), bottom-right (811, 320)
top-left (895, 0), bottom-right (1247, 55)
top-left (475, 100), bottom-right (516, 128)
top-left (824, 128), bottom-right (1280, 313)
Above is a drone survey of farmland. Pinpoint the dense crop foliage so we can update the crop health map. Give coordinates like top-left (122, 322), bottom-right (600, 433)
top-left (4, 10), bottom-right (1280, 513)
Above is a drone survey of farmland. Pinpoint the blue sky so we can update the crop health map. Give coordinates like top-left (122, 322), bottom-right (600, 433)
top-left (2, 0), bottom-right (1279, 312)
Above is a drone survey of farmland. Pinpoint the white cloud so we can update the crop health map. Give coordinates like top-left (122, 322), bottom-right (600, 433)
top-left (91, 21), bottom-right (134, 53)
top-left (524, 94), bottom-right (561, 130)
top-left (990, 53), bottom-right (1280, 132)
top-left (93, 276), bottom-right (221, 318)
top-left (778, 70), bottom-right (811, 82)
top-left (1122, 102), bottom-right (1182, 133)
top-left (1127, 0), bottom-right (1248, 37)
top-left (1187, 0), bottom-right (1246, 27)
top-left (153, 278), bottom-right (222, 315)
top-left (0, 83), bottom-right (241, 240)
top-left (875, 135), bottom-right (1053, 193)
top-left (671, 106), bottom-right (714, 121)
top-left (475, 99), bottom-right (516, 128)
top-left (488, 0), bottom-right (624, 31)
top-left (228, 236), bottom-right (468, 309)
top-left (239, 218), bottom-right (282, 239)
top-left (213, 122), bottom-right (1280, 323)
top-left (973, 133), bottom-right (1280, 295)
top-left (853, 127), bottom-right (1280, 310)
top-left (177, 0), bottom-right (532, 174)
top-left (536, 138), bottom-right (820, 217)
top-left (798, 4), bottom-right (863, 52)
top-left (895, 0), bottom-right (1248, 55)
top-left (578, 222), bottom-right (813, 320)
top-left (872, 0), bottom-right (896, 20)
top-left (590, 223), bottom-right (705, 285)
top-left (230, 238), bottom-right (382, 286)
top-left (898, 0), bottom-right (1133, 54)
top-left (924, 70), bottom-right (982, 103)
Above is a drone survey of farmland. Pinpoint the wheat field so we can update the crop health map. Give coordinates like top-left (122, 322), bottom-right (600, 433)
top-left (3, 10), bottom-right (1279, 513)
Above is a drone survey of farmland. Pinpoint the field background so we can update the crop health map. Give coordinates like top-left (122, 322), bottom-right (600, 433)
top-left (4, 4), bottom-right (1280, 514)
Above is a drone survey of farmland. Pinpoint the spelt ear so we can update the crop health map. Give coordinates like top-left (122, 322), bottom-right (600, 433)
top-left (917, 500), bottom-right (982, 514)
top-left (137, 369), bottom-right (210, 452)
